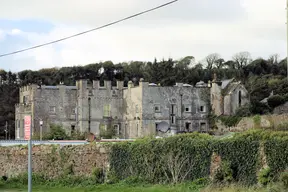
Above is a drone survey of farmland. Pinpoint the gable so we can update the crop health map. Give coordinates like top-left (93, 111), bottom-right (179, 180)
top-left (222, 82), bottom-right (248, 96)
top-left (221, 78), bottom-right (235, 89)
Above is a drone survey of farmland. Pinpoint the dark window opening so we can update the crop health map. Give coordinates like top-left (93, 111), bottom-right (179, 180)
top-left (123, 81), bottom-right (128, 87)
top-left (239, 91), bottom-right (242, 106)
top-left (185, 122), bottom-right (191, 131)
top-left (171, 104), bottom-right (176, 114)
top-left (200, 122), bottom-right (206, 131)
top-left (155, 123), bottom-right (159, 131)
top-left (200, 106), bottom-right (205, 112)
top-left (171, 116), bottom-right (175, 124)
top-left (99, 80), bottom-right (105, 87)
top-left (112, 80), bottom-right (117, 87)
top-left (71, 125), bottom-right (75, 134)
top-left (154, 105), bottom-right (160, 112)
top-left (185, 107), bottom-right (191, 112)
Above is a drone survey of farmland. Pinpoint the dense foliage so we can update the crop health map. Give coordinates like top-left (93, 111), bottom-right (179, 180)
top-left (41, 124), bottom-right (85, 140)
top-left (109, 130), bottom-right (288, 186)
top-left (1, 53), bottom-right (288, 139)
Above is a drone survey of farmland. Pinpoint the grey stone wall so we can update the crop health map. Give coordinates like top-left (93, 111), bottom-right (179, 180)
top-left (141, 83), bottom-right (209, 136)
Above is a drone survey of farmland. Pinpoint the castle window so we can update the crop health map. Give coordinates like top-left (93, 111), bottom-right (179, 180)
top-left (154, 104), bottom-right (161, 113)
top-left (239, 91), bottom-right (242, 106)
top-left (99, 80), bottom-right (105, 87)
top-left (71, 125), bottom-right (75, 134)
top-left (103, 104), bottom-right (111, 117)
top-left (88, 89), bottom-right (93, 96)
top-left (200, 122), bottom-right (207, 131)
top-left (185, 105), bottom-right (192, 112)
top-left (113, 124), bottom-right (120, 135)
top-left (49, 106), bottom-right (56, 113)
top-left (185, 122), bottom-right (191, 131)
top-left (200, 106), bottom-right (205, 112)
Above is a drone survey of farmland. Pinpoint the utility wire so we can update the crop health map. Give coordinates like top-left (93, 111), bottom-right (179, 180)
top-left (0, 0), bottom-right (178, 58)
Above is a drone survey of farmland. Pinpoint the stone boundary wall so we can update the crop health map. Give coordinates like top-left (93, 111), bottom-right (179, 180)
top-left (217, 113), bottom-right (288, 132)
top-left (0, 144), bottom-right (109, 178)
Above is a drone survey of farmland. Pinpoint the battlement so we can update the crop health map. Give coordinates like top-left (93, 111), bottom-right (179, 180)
top-left (76, 80), bottom-right (125, 90)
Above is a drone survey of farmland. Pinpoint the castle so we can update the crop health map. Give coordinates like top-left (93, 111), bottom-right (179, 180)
top-left (15, 76), bottom-right (249, 139)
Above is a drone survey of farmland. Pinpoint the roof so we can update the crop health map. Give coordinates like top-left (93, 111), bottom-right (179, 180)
top-left (221, 79), bottom-right (234, 89)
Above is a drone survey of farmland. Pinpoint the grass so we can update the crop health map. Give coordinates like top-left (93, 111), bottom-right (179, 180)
top-left (1, 184), bottom-right (284, 192)
top-left (1, 182), bottom-right (204, 192)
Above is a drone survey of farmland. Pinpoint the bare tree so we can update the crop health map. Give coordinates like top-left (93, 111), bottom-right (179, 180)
top-left (162, 151), bottom-right (194, 184)
top-left (267, 54), bottom-right (279, 65)
top-left (232, 51), bottom-right (252, 69)
top-left (205, 53), bottom-right (221, 70)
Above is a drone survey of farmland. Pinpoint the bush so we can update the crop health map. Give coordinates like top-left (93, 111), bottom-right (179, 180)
top-left (70, 130), bottom-right (86, 140)
top-left (279, 171), bottom-right (288, 189)
top-left (213, 160), bottom-right (233, 184)
top-left (219, 116), bottom-right (242, 127)
top-left (267, 95), bottom-right (286, 108)
top-left (235, 105), bottom-right (252, 117)
top-left (43, 124), bottom-right (69, 140)
top-left (258, 167), bottom-right (273, 186)
top-left (250, 101), bottom-right (271, 115)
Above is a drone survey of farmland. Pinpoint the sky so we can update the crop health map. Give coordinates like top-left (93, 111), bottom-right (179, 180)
top-left (0, 0), bottom-right (286, 72)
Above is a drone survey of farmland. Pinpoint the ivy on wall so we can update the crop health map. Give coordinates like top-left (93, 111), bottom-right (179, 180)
top-left (109, 130), bottom-right (288, 185)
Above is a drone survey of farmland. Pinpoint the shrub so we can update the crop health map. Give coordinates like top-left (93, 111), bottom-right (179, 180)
top-left (279, 171), bottom-right (288, 189)
top-left (267, 95), bottom-right (286, 108)
top-left (43, 124), bottom-right (69, 140)
top-left (235, 105), bottom-right (252, 117)
top-left (213, 160), bottom-right (233, 184)
top-left (258, 167), bottom-right (273, 186)
top-left (70, 130), bottom-right (86, 140)
top-left (250, 101), bottom-right (271, 115)
top-left (100, 125), bottom-right (116, 139)
top-left (92, 167), bottom-right (105, 184)
top-left (219, 116), bottom-right (242, 127)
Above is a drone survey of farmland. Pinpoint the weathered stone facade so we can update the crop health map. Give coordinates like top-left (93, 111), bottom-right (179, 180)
top-left (15, 78), bottom-right (248, 139)
top-left (210, 76), bottom-right (250, 116)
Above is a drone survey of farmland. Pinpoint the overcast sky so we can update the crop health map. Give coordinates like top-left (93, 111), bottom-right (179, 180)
top-left (0, 0), bottom-right (286, 72)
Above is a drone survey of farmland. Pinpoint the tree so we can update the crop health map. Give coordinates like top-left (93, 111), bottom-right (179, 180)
top-left (267, 54), bottom-right (279, 65)
top-left (267, 95), bottom-right (286, 108)
top-left (176, 56), bottom-right (195, 69)
top-left (215, 58), bottom-right (225, 69)
top-left (232, 51), bottom-right (252, 69)
top-left (205, 53), bottom-right (221, 70)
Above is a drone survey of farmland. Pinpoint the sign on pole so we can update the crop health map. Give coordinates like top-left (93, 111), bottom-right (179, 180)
top-left (24, 116), bottom-right (31, 140)
top-left (24, 115), bottom-right (32, 192)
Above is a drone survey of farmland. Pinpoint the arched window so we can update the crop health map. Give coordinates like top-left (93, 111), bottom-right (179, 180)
top-left (238, 91), bottom-right (242, 106)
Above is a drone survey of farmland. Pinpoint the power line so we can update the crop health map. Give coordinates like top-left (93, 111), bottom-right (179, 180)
top-left (0, 0), bottom-right (178, 58)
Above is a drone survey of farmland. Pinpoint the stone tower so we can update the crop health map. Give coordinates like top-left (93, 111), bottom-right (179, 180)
top-left (210, 73), bottom-right (223, 116)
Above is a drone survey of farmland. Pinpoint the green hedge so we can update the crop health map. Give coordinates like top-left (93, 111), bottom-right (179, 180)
top-left (109, 130), bottom-right (288, 185)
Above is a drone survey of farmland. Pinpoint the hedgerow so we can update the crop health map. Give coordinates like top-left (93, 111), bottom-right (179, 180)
top-left (109, 130), bottom-right (288, 186)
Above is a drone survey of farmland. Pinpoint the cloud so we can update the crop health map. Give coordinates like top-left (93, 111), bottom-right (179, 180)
top-left (10, 29), bottom-right (22, 35)
top-left (0, 0), bottom-right (286, 72)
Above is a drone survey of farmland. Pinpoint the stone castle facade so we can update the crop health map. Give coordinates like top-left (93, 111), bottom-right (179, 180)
top-left (15, 76), bottom-right (249, 139)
